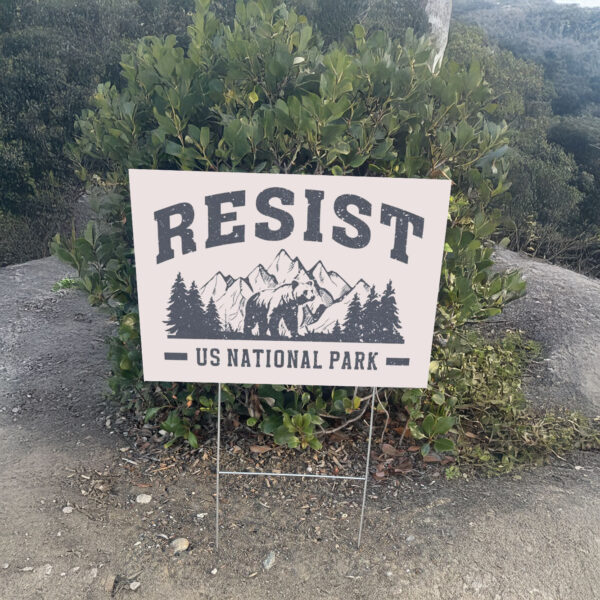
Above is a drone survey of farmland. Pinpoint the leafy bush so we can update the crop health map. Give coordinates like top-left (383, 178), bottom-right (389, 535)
top-left (53, 0), bottom-right (524, 456)
top-left (442, 330), bottom-right (599, 476)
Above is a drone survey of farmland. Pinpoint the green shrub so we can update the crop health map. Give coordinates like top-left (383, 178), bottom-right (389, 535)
top-left (439, 330), bottom-right (599, 476)
top-left (53, 0), bottom-right (524, 455)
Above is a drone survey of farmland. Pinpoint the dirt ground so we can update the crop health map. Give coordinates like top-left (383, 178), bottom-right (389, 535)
top-left (1, 253), bottom-right (600, 600)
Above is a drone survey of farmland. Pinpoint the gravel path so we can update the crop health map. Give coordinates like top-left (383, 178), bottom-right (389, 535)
top-left (0, 253), bottom-right (599, 600)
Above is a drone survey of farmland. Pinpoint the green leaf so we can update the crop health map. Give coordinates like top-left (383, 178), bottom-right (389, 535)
top-left (422, 414), bottom-right (435, 437)
top-left (145, 406), bottom-right (164, 422)
top-left (200, 126), bottom-right (210, 148)
top-left (274, 425), bottom-right (299, 448)
top-left (433, 416), bottom-right (455, 436)
top-left (431, 392), bottom-right (445, 406)
top-left (433, 438), bottom-right (455, 453)
top-left (165, 140), bottom-right (182, 156)
top-left (187, 430), bottom-right (199, 448)
top-left (308, 437), bottom-right (322, 451)
top-left (353, 24), bottom-right (366, 39)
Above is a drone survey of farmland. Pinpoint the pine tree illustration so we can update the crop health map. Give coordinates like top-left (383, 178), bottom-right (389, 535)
top-left (185, 281), bottom-right (206, 338)
top-left (379, 280), bottom-right (404, 343)
top-left (343, 293), bottom-right (363, 342)
top-left (331, 320), bottom-right (343, 341)
top-left (204, 297), bottom-right (222, 338)
top-left (361, 285), bottom-right (380, 342)
top-left (165, 273), bottom-right (188, 337)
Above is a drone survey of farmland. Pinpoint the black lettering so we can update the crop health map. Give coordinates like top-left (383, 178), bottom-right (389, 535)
top-left (367, 352), bottom-right (378, 370)
top-left (155, 202), bottom-right (196, 264)
top-left (329, 351), bottom-right (340, 369)
top-left (287, 350), bottom-right (298, 368)
top-left (252, 348), bottom-right (264, 367)
top-left (205, 191), bottom-right (245, 248)
top-left (342, 352), bottom-right (352, 369)
top-left (210, 348), bottom-right (220, 366)
top-left (355, 351), bottom-right (365, 370)
top-left (303, 189), bottom-right (324, 242)
top-left (332, 194), bottom-right (371, 249)
top-left (301, 351), bottom-right (311, 368)
top-left (255, 187), bottom-right (294, 241)
top-left (227, 349), bottom-right (238, 367)
top-left (196, 348), bottom-right (207, 366)
top-left (274, 350), bottom-right (284, 368)
top-left (241, 349), bottom-right (251, 367)
top-left (380, 204), bottom-right (424, 264)
top-left (313, 351), bottom-right (322, 369)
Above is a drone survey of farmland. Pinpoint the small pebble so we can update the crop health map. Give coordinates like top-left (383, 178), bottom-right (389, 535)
top-left (104, 574), bottom-right (117, 593)
top-left (406, 535), bottom-right (415, 543)
top-left (44, 564), bottom-right (52, 576)
top-left (62, 506), bottom-right (73, 514)
top-left (196, 513), bottom-right (207, 519)
top-left (263, 550), bottom-right (276, 571)
top-left (130, 581), bottom-right (141, 591)
top-left (136, 494), bottom-right (152, 504)
top-left (2, 563), bottom-right (9, 569)
top-left (211, 568), bottom-right (218, 575)
top-left (21, 567), bottom-right (34, 572)
top-left (170, 538), bottom-right (190, 553)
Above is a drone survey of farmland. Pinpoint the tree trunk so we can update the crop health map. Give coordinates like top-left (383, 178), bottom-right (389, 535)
top-left (424, 0), bottom-right (452, 70)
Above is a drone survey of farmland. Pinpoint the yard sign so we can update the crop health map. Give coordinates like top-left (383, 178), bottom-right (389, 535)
top-left (129, 170), bottom-right (450, 388)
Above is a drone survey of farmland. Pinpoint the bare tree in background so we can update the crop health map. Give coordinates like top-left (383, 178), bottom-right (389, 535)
top-left (365, 0), bottom-right (452, 70)
top-left (424, 0), bottom-right (453, 70)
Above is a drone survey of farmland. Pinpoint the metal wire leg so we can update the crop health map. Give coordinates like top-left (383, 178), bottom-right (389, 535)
top-left (357, 386), bottom-right (376, 549)
top-left (215, 383), bottom-right (221, 551)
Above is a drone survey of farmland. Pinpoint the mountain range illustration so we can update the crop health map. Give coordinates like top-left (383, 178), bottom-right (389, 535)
top-left (165, 249), bottom-right (404, 343)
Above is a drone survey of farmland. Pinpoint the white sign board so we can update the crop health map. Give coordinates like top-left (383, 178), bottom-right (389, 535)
top-left (129, 170), bottom-right (450, 388)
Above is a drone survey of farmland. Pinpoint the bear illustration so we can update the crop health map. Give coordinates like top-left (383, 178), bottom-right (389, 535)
top-left (243, 280), bottom-right (316, 338)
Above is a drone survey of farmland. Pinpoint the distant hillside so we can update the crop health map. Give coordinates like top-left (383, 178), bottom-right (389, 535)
top-left (453, 0), bottom-right (600, 115)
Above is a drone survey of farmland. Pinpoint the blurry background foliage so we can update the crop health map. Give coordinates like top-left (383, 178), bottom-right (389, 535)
top-left (0, 0), bottom-right (195, 266)
top-left (451, 0), bottom-right (600, 275)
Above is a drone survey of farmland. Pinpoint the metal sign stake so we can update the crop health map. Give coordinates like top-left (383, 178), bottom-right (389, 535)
top-left (214, 384), bottom-right (376, 551)
top-left (357, 386), bottom-right (376, 548)
top-left (215, 382), bottom-right (222, 551)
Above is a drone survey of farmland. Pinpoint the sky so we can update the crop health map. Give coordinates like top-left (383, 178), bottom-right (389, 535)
top-left (554, 0), bottom-right (600, 6)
